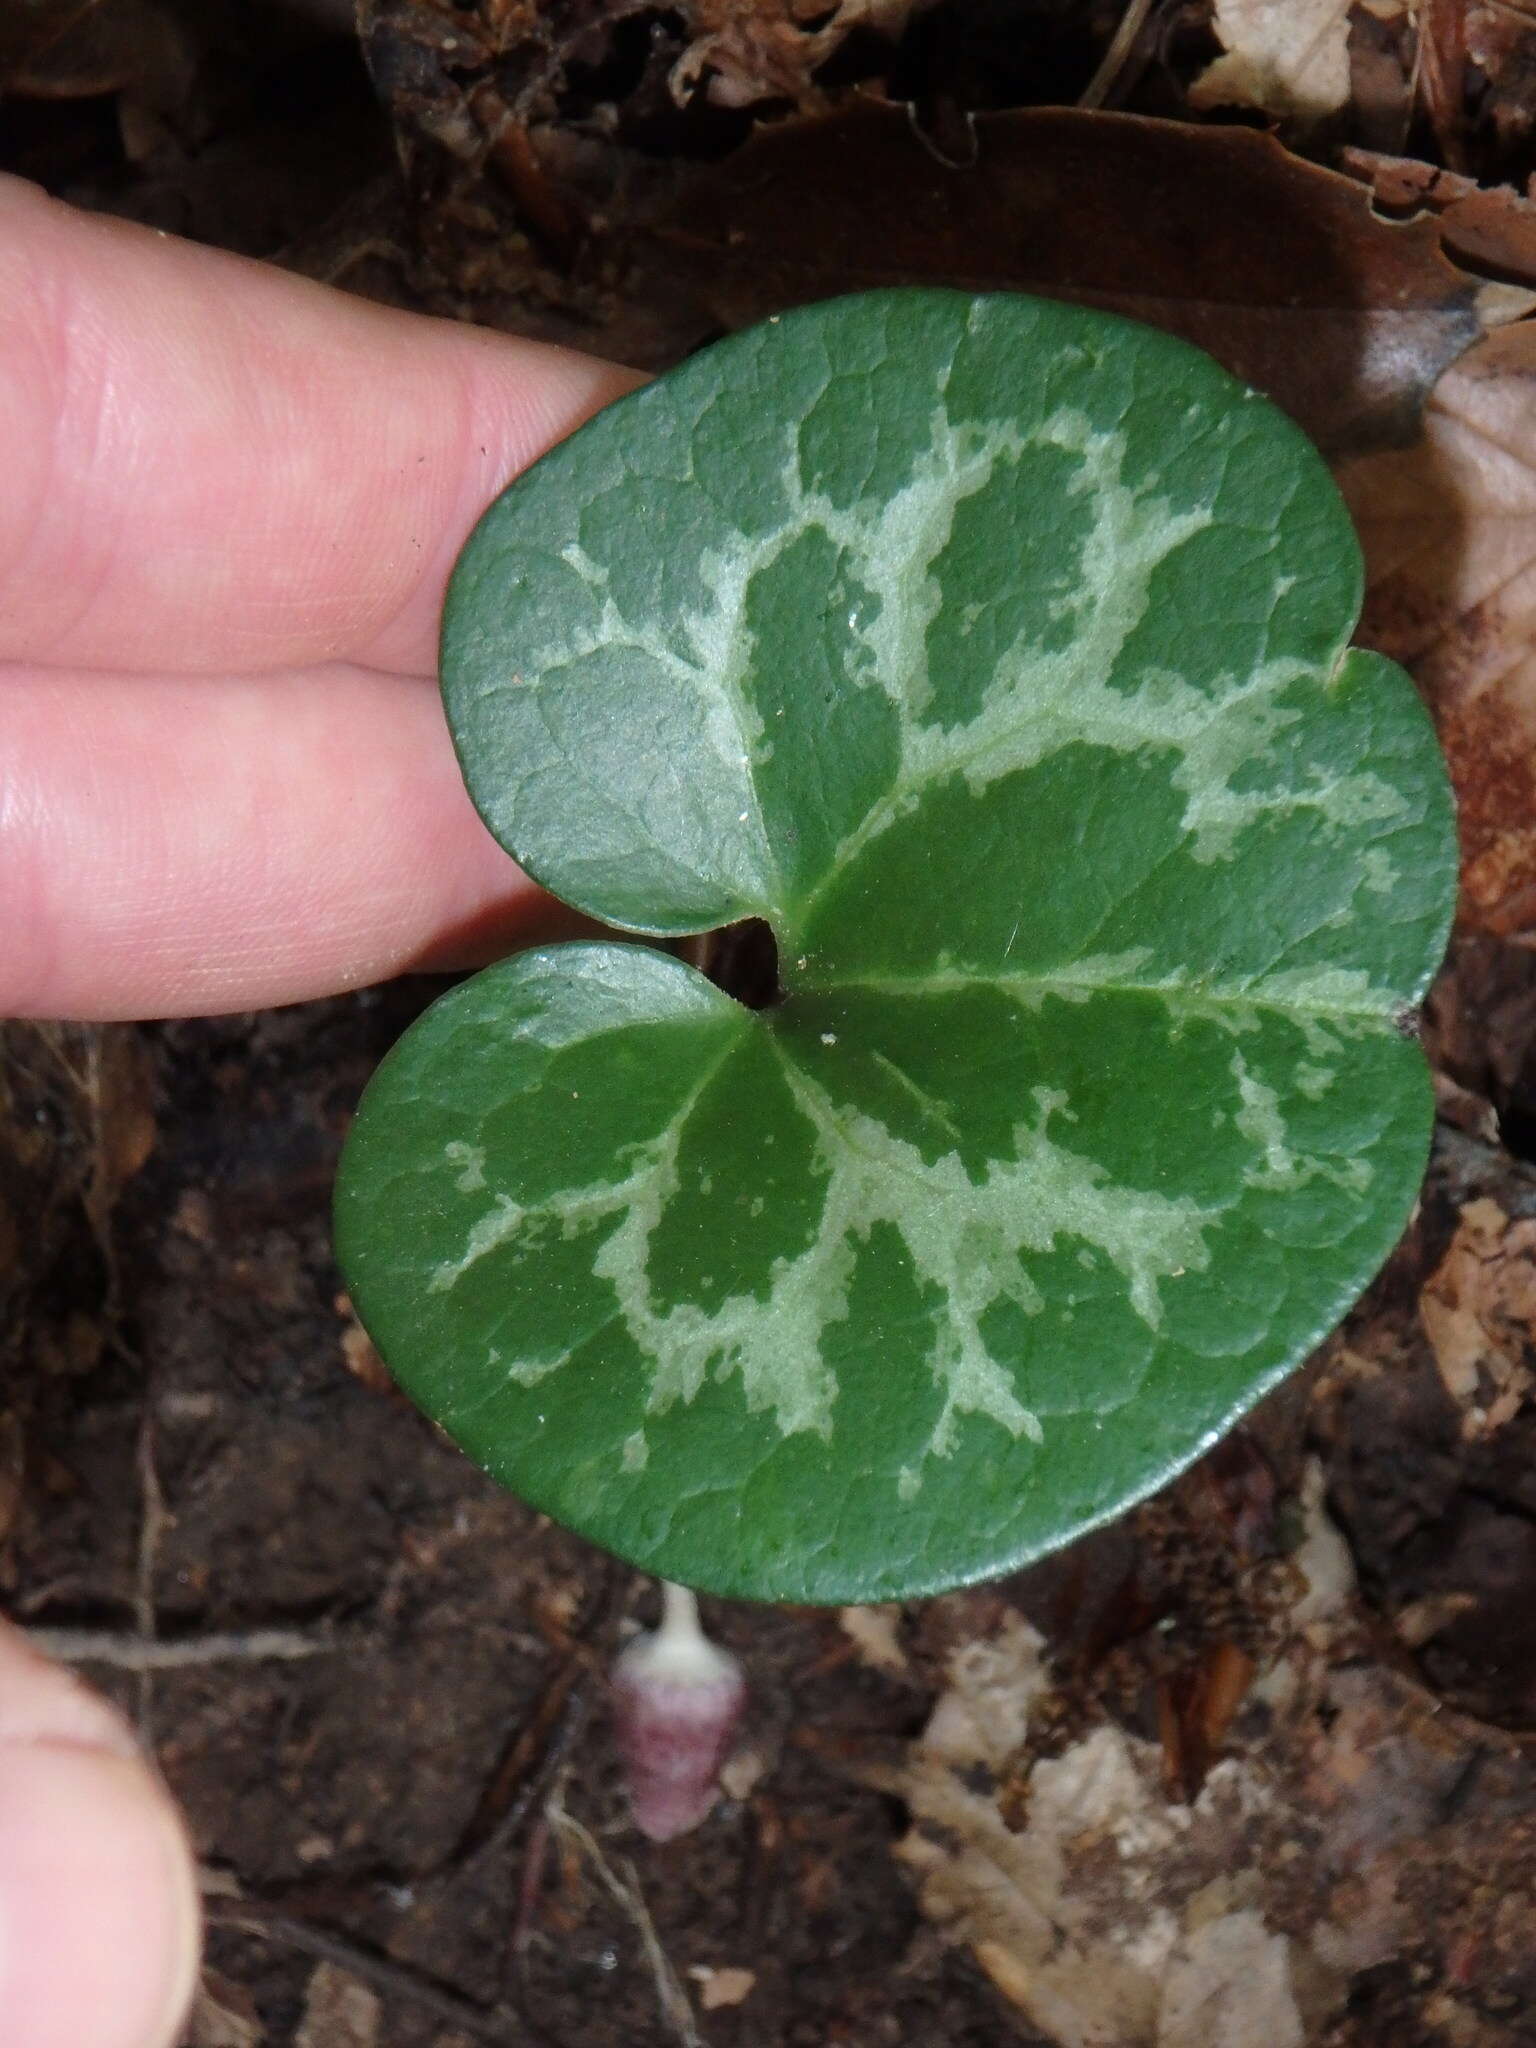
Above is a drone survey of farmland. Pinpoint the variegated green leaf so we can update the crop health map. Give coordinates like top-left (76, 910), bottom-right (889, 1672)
top-left (335, 290), bottom-right (1456, 1602)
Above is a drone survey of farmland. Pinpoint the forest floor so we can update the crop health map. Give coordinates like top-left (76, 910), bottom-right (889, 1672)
top-left (6, 3), bottom-right (1536, 2043)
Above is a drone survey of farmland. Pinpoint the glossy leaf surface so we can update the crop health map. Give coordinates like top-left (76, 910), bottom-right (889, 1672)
top-left (336, 290), bottom-right (1456, 1602)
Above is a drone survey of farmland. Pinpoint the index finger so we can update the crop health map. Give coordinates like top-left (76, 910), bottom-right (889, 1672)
top-left (0, 175), bottom-right (639, 678)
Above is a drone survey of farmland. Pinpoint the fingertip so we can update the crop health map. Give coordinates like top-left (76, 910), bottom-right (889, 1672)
top-left (0, 1629), bottom-right (200, 2048)
top-left (0, 187), bottom-right (642, 676)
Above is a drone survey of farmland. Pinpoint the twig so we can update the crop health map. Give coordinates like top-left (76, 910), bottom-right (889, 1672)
top-left (508, 1810), bottom-right (553, 1963)
top-left (452, 1663), bottom-right (593, 1867)
top-left (546, 1798), bottom-right (702, 2048)
top-left (23, 1626), bottom-right (341, 1670)
top-left (204, 1899), bottom-right (549, 2047)
top-left (1079, 0), bottom-right (1158, 108)
top-left (452, 1561), bottom-right (622, 1870)
top-left (132, 1404), bottom-right (168, 1734)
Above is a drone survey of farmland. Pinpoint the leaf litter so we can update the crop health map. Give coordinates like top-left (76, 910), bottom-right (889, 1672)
top-left (1189, 0), bottom-right (1354, 126)
top-left (1339, 321), bottom-right (1536, 940)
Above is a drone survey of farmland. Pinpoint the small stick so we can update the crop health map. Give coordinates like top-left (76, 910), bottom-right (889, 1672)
top-left (1080, 0), bottom-right (1157, 108)
top-left (204, 1899), bottom-right (546, 2047)
top-left (24, 1627), bottom-right (338, 1670)
top-left (547, 1800), bottom-right (702, 2048)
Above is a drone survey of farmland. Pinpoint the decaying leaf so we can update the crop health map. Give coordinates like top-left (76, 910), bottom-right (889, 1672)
top-left (187, 1974), bottom-right (264, 2048)
top-left (689, 1964), bottom-right (757, 2009)
top-left (873, 1558), bottom-right (1536, 2045)
top-left (1337, 320), bottom-right (1536, 936)
top-left (0, 0), bottom-right (185, 98)
top-left (877, 1616), bottom-right (1315, 2048)
top-left (294, 1963), bottom-right (380, 2048)
top-left (1340, 146), bottom-right (1536, 291)
top-left (658, 105), bottom-right (1491, 455)
top-left (1316, 1123), bottom-right (1536, 1728)
top-left (1189, 0), bottom-right (1352, 125)
top-left (838, 1602), bottom-right (908, 1675)
top-left (670, 0), bottom-right (928, 110)
top-left (0, 1411), bottom-right (25, 1557)
top-left (1465, 0), bottom-right (1536, 162)
top-left (1420, 1195), bottom-right (1536, 1435)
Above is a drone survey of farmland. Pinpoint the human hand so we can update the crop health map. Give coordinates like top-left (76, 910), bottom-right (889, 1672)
top-left (0, 1620), bottom-right (198, 2048)
top-left (0, 174), bottom-right (639, 2045)
top-left (0, 172), bottom-right (638, 1022)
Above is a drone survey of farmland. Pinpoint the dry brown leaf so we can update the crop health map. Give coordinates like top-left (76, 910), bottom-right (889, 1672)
top-left (187, 1974), bottom-right (264, 2048)
top-left (1156, 1642), bottom-right (1255, 1802)
top-left (0, 0), bottom-right (180, 97)
top-left (1189, 0), bottom-right (1352, 124)
top-left (875, 1573), bottom-right (1536, 2046)
top-left (1466, 1), bottom-right (1536, 162)
top-left (880, 1623), bottom-right (1315, 2048)
top-left (1336, 320), bottom-right (1536, 936)
top-left (1340, 147), bottom-right (1536, 289)
top-left (337, 1305), bottom-right (395, 1396)
top-left (689, 1964), bottom-right (757, 2009)
top-left (671, 0), bottom-right (927, 111)
top-left (1417, 0), bottom-right (1469, 170)
top-left (658, 105), bottom-right (1492, 456)
top-left (0, 1411), bottom-right (25, 1556)
top-left (837, 1601), bottom-right (907, 1674)
top-left (294, 1964), bottom-right (381, 2048)
top-left (1419, 1195), bottom-right (1536, 1435)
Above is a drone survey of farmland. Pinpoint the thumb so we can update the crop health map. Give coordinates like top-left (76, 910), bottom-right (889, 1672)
top-left (0, 1622), bottom-right (199, 2048)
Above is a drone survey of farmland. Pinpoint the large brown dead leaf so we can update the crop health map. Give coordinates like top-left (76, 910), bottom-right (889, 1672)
top-left (655, 104), bottom-right (1493, 455)
top-left (1340, 147), bottom-right (1536, 291)
top-left (1336, 320), bottom-right (1536, 936)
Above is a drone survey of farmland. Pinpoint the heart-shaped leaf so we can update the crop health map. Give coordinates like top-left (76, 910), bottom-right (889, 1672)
top-left (335, 290), bottom-right (1456, 1602)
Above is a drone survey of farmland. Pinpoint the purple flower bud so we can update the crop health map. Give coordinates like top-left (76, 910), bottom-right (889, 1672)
top-left (612, 1584), bottom-right (747, 1842)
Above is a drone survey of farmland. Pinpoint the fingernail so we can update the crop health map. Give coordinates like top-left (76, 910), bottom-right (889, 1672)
top-left (0, 1737), bottom-right (201, 2048)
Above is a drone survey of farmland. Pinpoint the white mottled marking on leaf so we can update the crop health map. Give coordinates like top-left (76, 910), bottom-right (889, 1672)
top-left (742, 401), bottom-right (1396, 915)
top-left (868, 1050), bottom-right (965, 1144)
top-left (621, 1430), bottom-right (649, 1473)
top-left (426, 362), bottom-right (1415, 1483)
top-left (1248, 966), bottom-right (1384, 1019)
top-left (766, 1054), bottom-right (1215, 1470)
top-left (1231, 1052), bottom-right (1372, 1195)
top-left (852, 951), bottom-right (1392, 1030)
top-left (1362, 847), bottom-right (1399, 895)
top-left (516, 360), bottom-right (1401, 953)
top-left (444, 1140), bottom-right (486, 1192)
top-left (428, 1193), bottom-right (524, 1292)
top-left (426, 1016), bottom-right (1370, 1495)
top-left (591, 1108), bottom-right (847, 1436)
top-left (427, 1050), bottom-right (1215, 1484)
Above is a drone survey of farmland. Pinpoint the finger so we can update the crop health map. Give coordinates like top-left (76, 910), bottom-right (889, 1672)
top-left (0, 174), bottom-right (639, 679)
top-left (0, 1622), bottom-right (199, 2048)
top-left (0, 664), bottom-right (591, 1020)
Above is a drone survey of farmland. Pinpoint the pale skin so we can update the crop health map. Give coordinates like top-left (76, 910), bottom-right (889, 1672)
top-left (0, 172), bottom-right (637, 2047)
